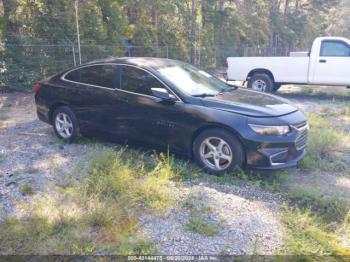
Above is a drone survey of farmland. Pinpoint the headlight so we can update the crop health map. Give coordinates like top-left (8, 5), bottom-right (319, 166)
top-left (249, 124), bottom-right (291, 136)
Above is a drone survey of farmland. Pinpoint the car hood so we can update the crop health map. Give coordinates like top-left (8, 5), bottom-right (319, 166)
top-left (201, 88), bottom-right (298, 117)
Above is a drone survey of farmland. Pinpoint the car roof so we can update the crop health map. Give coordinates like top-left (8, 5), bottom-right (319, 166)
top-left (86, 57), bottom-right (182, 70)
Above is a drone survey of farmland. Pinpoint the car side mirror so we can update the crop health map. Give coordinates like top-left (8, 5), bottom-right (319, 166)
top-left (151, 88), bottom-right (177, 103)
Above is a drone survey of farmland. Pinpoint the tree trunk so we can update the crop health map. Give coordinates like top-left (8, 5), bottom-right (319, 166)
top-left (219, 0), bottom-right (225, 11)
top-left (2, 0), bottom-right (20, 40)
top-left (295, 0), bottom-right (301, 11)
top-left (190, 0), bottom-right (196, 65)
top-left (152, 8), bottom-right (159, 51)
top-left (284, 0), bottom-right (290, 15)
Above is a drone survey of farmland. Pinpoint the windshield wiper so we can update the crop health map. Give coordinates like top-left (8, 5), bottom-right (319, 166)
top-left (217, 86), bottom-right (238, 95)
top-left (192, 93), bottom-right (217, 98)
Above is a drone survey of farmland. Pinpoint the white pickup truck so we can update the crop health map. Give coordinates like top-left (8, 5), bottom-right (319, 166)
top-left (226, 37), bottom-right (350, 92)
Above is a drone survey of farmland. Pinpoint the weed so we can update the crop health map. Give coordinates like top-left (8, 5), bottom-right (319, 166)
top-left (117, 238), bottom-right (157, 255)
top-left (0, 147), bottom-right (181, 254)
top-left (281, 206), bottom-right (350, 257)
top-left (83, 149), bottom-right (175, 212)
top-left (301, 86), bottom-right (313, 95)
top-left (299, 113), bottom-right (350, 173)
top-left (287, 187), bottom-right (350, 224)
top-left (186, 210), bottom-right (221, 236)
top-left (20, 184), bottom-right (34, 196)
top-left (184, 195), bottom-right (220, 237)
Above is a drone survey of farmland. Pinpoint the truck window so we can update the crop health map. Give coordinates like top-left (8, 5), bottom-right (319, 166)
top-left (320, 41), bottom-right (350, 57)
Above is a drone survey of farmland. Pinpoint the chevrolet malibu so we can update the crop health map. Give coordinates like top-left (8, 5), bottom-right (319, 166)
top-left (34, 57), bottom-right (308, 175)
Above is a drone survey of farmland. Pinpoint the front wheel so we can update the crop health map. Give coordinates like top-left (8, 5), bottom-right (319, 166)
top-left (193, 128), bottom-right (244, 175)
top-left (248, 74), bottom-right (274, 93)
top-left (52, 106), bottom-right (79, 142)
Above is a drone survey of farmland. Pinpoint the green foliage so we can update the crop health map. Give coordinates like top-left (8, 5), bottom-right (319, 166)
top-left (186, 211), bottom-right (221, 237)
top-left (287, 187), bottom-right (350, 224)
top-left (20, 184), bottom-right (34, 196)
top-left (1, 0), bottom-right (348, 90)
top-left (184, 199), bottom-right (220, 237)
top-left (281, 207), bottom-right (350, 257)
top-left (299, 113), bottom-right (350, 173)
top-left (0, 147), bottom-right (186, 254)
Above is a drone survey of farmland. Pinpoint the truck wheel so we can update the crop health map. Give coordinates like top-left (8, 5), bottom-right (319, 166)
top-left (248, 74), bottom-right (274, 93)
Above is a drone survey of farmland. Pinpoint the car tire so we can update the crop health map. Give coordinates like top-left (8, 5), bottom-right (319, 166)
top-left (52, 106), bottom-right (79, 142)
top-left (193, 128), bottom-right (244, 175)
top-left (248, 73), bottom-right (274, 93)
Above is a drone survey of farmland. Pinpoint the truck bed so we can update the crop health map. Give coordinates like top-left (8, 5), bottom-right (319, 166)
top-left (226, 57), bottom-right (309, 84)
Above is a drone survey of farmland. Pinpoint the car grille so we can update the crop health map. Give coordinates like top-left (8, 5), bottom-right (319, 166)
top-left (293, 121), bottom-right (308, 151)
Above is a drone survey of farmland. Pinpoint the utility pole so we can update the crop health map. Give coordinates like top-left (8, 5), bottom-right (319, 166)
top-left (75, 0), bottom-right (82, 64)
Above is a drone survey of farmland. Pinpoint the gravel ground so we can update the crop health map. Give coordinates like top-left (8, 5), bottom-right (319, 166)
top-left (140, 182), bottom-right (283, 255)
top-left (0, 93), bottom-right (102, 222)
top-left (0, 88), bottom-right (349, 254)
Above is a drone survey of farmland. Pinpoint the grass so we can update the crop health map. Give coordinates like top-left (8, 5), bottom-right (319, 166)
top-left (20, 184), bottom-right (34, 196)
top-left (0, 147), bottom-right (184, 255)
top-left (280, 85), bottom-right (350, 102)
top-left (280, 185), bottom-right (350, 258)
top-left (186, 211), bottom-right (221, 237)
top-left (281, 207), bottom-right (350, 258)
top-left (184, 196), bottom-right (221, 237)
top-left (287, 187), bottom-right (350, 224)
top-left (299, 113), bottom-right (350, 174)
top-left (210, 167), bottom-right (289, 193)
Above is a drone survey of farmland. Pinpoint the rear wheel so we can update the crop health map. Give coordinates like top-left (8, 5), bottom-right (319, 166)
top-left (52, 106), bottom-right (79, 142)
top-left (248, 73), bottom-right (274, 93)
top-left (193, 128), bottom-right (244, 175)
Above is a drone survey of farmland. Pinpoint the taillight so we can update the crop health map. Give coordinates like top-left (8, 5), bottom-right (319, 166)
top-left (34, 83), bottom-right (42, 93)
top-left (224, 60), bottom-right (228, 70)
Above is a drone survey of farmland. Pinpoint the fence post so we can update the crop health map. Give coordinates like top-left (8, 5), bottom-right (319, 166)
top-left (166, 45), bottom-right (169, 59)
top-left (72, 44), bottom-right (76, 66)
top-left (214, 47), bottom-right (217, 69)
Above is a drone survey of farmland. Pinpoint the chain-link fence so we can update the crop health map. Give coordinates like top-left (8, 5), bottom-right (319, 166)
top-left (0, 43), bottom-right (296, 91)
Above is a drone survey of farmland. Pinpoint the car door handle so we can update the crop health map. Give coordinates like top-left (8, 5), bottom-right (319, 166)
top-left (319, 59), bottom-right (327, 63)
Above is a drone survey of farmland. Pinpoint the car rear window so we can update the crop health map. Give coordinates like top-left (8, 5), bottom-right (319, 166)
top-left (64, 65), bottom-right (118, 89)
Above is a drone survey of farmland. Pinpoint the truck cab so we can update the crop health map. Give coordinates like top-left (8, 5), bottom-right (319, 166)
top-left (309, 37), bottom-right (350, 85)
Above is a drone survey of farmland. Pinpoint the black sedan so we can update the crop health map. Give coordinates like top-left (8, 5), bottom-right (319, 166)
top-left (34, 57), bottom-right (308, 175)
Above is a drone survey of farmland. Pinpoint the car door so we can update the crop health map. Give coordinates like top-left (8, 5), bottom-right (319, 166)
top-left (312, 40), bottom-right (350, 85)
top-left (62, 64), bottom-right (126, 136)
top-left (116, 65), bottom-right (193, 152)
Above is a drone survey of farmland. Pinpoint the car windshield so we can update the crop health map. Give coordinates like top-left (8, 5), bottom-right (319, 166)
top-left (156, 63), bottom-right (232, 97)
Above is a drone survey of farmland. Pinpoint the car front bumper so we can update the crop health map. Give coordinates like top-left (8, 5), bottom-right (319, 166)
top-left (243, 117), bottom-right (308, 170)
top-left (247, 146), bottom-right (307, 170)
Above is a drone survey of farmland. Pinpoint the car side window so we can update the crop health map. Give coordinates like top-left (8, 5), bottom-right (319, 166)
top-left (320, 41), bottom-right (350, 57)
top-left (64, 65), bottom-right (118, 89)
top-left (121, 66), bottom-right (165, 96)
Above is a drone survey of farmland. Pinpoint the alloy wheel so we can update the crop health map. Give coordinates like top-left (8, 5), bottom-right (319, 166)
top-left (55, 112), bottom-right (73, 139)
top-left (199, 137), bottom-right (233, 171)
